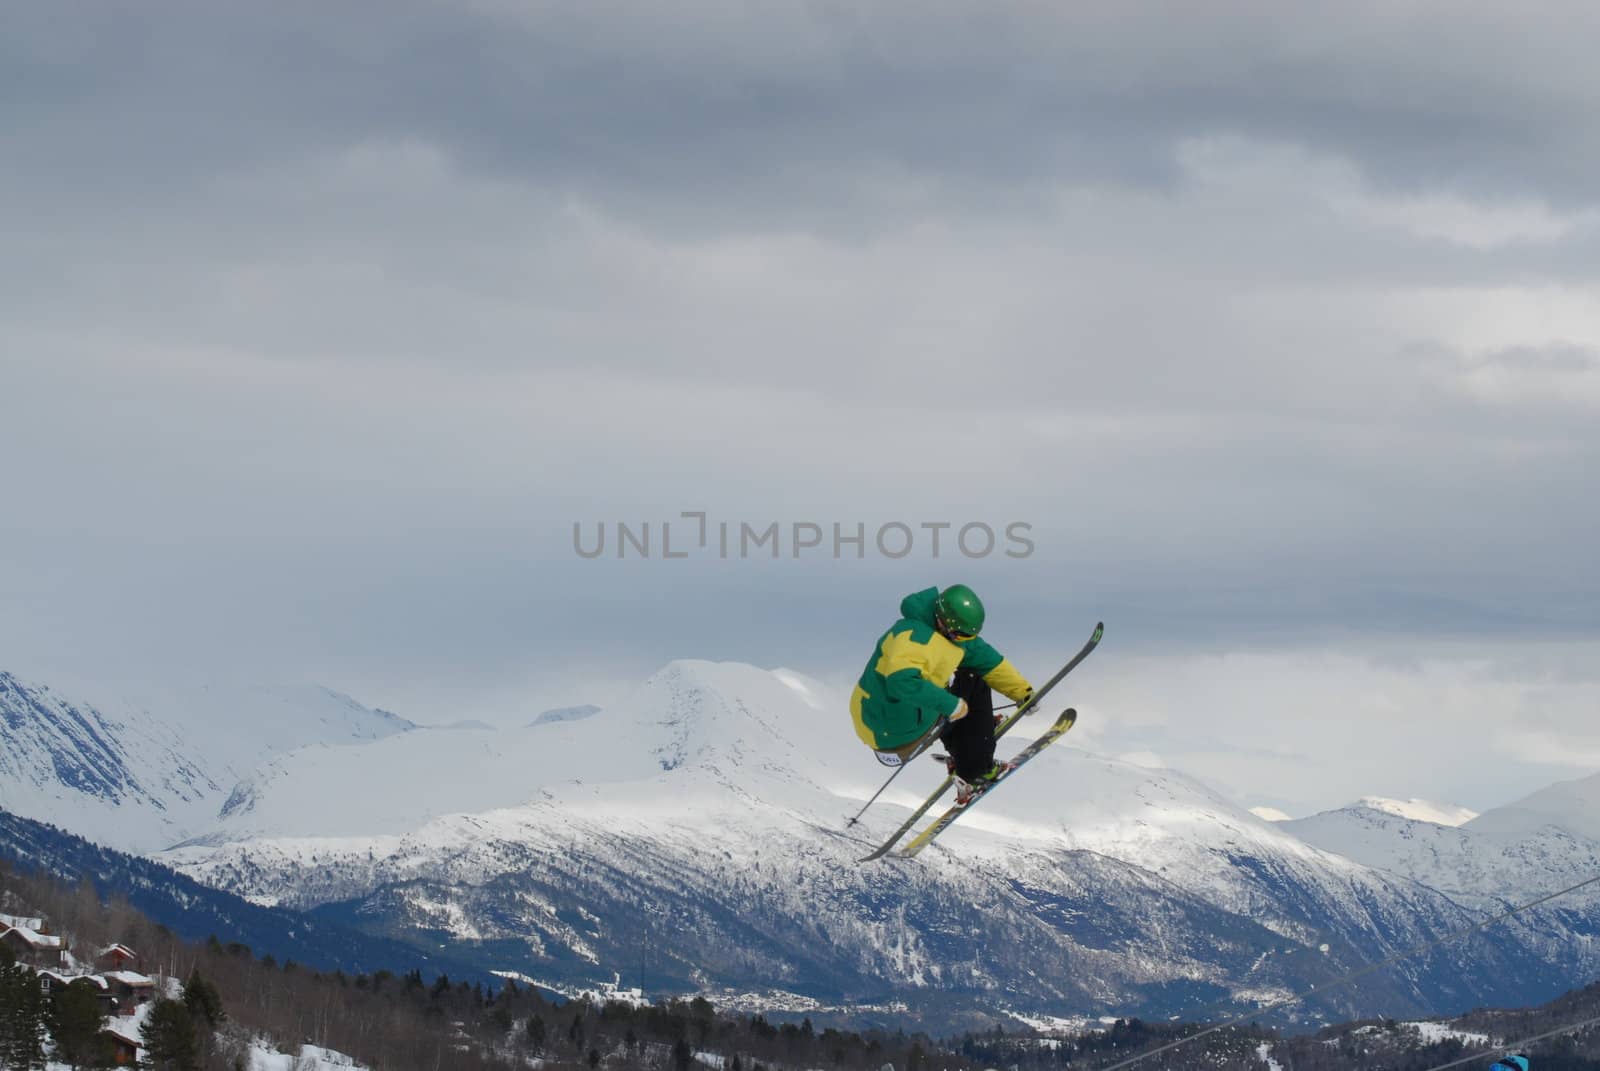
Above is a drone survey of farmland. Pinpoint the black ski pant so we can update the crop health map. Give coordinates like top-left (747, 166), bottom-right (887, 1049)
top-left (940, 668), bottom-right (996, 781)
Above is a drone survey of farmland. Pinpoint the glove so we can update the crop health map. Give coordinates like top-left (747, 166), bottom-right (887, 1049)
top-left (1017, 690), bottom-right (1034, 714)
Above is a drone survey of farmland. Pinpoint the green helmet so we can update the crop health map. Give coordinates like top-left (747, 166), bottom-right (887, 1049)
top-left (934, 584), bottom-right (985, 639)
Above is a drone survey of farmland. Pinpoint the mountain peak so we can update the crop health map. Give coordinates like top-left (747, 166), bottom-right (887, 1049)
top-left (621, 659), bottom-right (830, 774)
top-left (1357, 797), bottom-right (1478, 827)
top-left (1467, 770), bottom-right (1600, 840)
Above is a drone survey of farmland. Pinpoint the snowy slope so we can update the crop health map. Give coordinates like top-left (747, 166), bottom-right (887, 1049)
top-left (0, 672), bottom-right (215, 852)
top-left (66, 678), bottom-right (417, 788)
top-left (0, 670), bottom-right (414, 852)
top-left (203, 722), bottom-right (612, 840)
top-left (247, 1043), bottom-right (367, 1071)
top-left (185, 661), bottom-right (861, 841)
top-left (157, 660), bottom-right (1575, 1022)
top-left (1283, 796), bottom-right (1600, 984)
top-left (1285, 805), bottom-right (1482, 893)
top-left (1284, 803), bottom-right (1600, 908)
top-left (1467, 772), bottom-right (1600, 842)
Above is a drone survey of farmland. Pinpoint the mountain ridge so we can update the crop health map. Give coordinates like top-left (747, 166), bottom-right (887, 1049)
top-left (6, 659), bottom-right (1598, 1027)
top-left (149, 660), bottom-right (1591, 1024)
top-left (0, 668), bottom-right (416, 852)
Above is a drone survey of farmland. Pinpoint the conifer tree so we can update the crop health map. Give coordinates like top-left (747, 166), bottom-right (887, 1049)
top-left (143, 998), bottom-right (199, 1071)
top-left (181, 967), bottom-right (226, 1028)
top-left (0, 959), bottom-right (47, 1071)
top-left (47, 977), bottom-right (108, 1070)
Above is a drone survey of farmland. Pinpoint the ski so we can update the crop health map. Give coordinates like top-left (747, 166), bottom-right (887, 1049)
top-left (896, 707), bottom-right (1078, 859)
top-left (856, 621), bottom-right (1103, 863)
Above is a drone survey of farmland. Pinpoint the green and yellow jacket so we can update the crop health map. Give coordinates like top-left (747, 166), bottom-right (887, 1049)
top-left (851, 587), bottom-right (1033, 751)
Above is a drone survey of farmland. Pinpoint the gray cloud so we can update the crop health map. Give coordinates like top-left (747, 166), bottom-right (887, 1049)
top-left (4, 1), bottom-right (1600, 812)
top-left (7, 3), bottom-right (1600, 213)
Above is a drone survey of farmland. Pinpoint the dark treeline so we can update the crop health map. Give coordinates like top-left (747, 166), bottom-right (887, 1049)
top-left (1, 859), bottom-right (978, 1071)
top-left (951, 1018), bottom-right (1270, 1071)
top-left (4, 855), bottom-right (1598, 1071)
top-left (952, 1009), bottom-right (1600, 1071)
top-left (1258, 1014), bottom-right (1600, 1071)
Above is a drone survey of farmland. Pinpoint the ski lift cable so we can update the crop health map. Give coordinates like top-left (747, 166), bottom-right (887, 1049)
top-left (1095, 871), bottom-right (1600, 1071)
top-left (1417, 1011), bottom-right (1600, 1071)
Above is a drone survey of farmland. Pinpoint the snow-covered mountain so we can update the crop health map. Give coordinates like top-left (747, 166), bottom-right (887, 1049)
top-left (0, 672), bottom-right (213, 852)
top-left (1284, 801), bottom-right (1600, 908)
top-left (1288, 775), bottom-right (1600, 902)
top-left (0, 670), bottom-right (414, 852)
top-left (11, 657), bottom-right (1597, 1025)
top-left (152, 660), bottom-right (1577, 1024)
top-left (1284, 788), bottom-right (1600, 995)
top-left (1468, 772), bottom-right (1600, 842)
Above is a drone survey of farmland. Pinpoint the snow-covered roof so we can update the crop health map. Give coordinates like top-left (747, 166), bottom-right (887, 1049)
top-left (37, 971), bottom-right (110, 990)
top-left (104, 1025), bottom-right (142, 1048)
top-left (0, 913), bottom-right (44, 930)
top-left (99, 943), bottom-right (139, 960)
top-left (104, 970), bottom-right (156, 987)
top-left (1, 925), bottom-right (64, 949)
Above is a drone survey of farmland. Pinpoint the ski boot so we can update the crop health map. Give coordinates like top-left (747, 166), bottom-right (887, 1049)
top-left (953, 761), bottom-right (1015, 806)
top-left (936, 753), bottom-right (974, 798)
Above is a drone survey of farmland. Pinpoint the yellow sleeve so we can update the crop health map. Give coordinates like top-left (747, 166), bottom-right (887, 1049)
top-left (981, 659), bottom-right (1033, 704)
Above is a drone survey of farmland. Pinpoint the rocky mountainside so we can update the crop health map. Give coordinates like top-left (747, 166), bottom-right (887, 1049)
top-left (0, 670), bottom-right (413, 852)
top-left (141, 660), bottom-right (1585, 1026)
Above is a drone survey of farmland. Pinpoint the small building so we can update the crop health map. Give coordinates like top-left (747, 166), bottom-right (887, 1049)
top-left (96, 944), bottom-right (140, 972)
top-left (0, 925), bottom-right (67, 968)
top-left (103, 1025), bottom-right (141, 1067)
top-left (103, 971), bottom-right (157, 1015)
top-left (37, 971), bottom-right (115, 1014)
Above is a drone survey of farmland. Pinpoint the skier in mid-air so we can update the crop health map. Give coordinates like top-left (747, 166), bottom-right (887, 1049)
top-left (850, 584), bottom-right (1034, 803)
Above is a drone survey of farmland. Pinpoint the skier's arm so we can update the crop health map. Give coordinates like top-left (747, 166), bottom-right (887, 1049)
top-left (960, 639), bottom-right (1034, 704)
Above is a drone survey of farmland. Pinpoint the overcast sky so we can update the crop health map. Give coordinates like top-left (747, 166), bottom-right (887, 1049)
top-left (3, 2), bottom-right (1599, 817)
